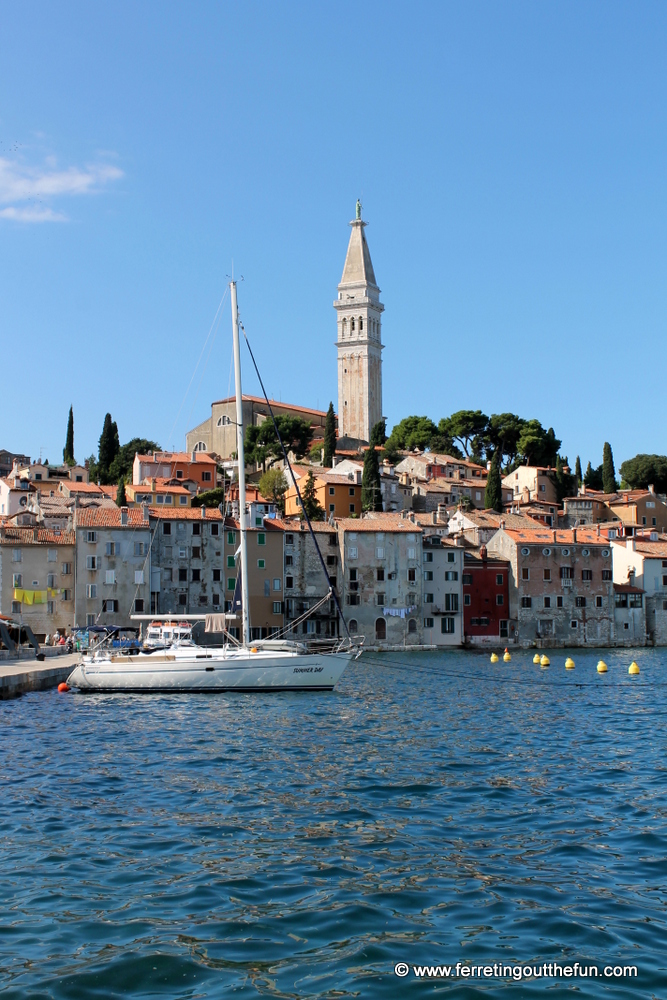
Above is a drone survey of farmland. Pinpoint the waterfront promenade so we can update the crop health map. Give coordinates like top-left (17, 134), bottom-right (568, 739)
top-left (0, 652), bottom-right (78, 699)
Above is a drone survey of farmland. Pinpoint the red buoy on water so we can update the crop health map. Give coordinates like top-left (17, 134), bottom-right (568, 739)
top-left (57, 682), bottom-right (70, 693)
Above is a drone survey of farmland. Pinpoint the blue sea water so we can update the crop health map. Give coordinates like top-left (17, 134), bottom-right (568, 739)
top-left (1, 649), bottom-right (666, 998)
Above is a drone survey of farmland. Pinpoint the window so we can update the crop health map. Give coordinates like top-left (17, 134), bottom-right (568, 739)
top-left (257, 559), bottom-right (265, 569)
top-left (652, 517), bottom-right (657, 526)
top-left (596, 596), bottom-right (603, 607)
top-left (273, 601), bottom-right (282, 614)
top-left (62, 590), bottom-right (71, 601)
top-left (228, 531), bottom-right (236, 544)
top-left (62, 562), bottom-right (72, 575)
top-left (544, 596), bottom-right (551, 608)
top-left (408, 618), bottom-right (417, 633)
top-left (192, 569), bottom-right (200, 582)
top-left (463, 573), bottom-right (472, 585)
top-left (105, 570), bottom-right (116, 585)
top-left (424, 551), bottom-right (433, 563)
top-left (576, 596), bottom-right (586, 608)
top-left (424, 617), bottom-right (434, 629)
top-left (202, 471), bottom-right (212, 482)
top-left (86, 531), bottom-right (97, 543)
top-left (212, 593), bottom-right (220, 606)
top-left (543, 569), bottom-right (551, 582)
top-left (102, 599), bottom-right (118, 613)
top-left (105, 541), bottom-right (115, 556)
top-left (496, 594), bottom-right (504, 605)
top-left (217, 414), bottom-right (232, 426)
top-left (86, 584), bottom-right (97, 598)
top-left (571, 620), bottom-right (578, 629)
top-left (522, 568), bottom-right (530, 581)
top-left (13, 573), bottom-right (22, 587)
top-left (285, 575), bottom-right (294, 589)
top-left (375, 618), bottom-right (386, 640)
top-left (164, 568), bottom-right (173, 582)
top-left (521, 596), bottom-right (532, 608)
top-left (135, 599), bottom-right (144, 613)
top-left (349, 504), bottom-right (355, 513)
top-left (163, 522), bottom-right (172, 535)
top-left (349, 487), bottom-right (355, 496)
top-left (192, 523), bottom-right (201, 536)
top-left (225, 554), bottom-right (236, 569)
top-left (348, 619), bottom-right (358, 633)
top-left (445, 571), bottom-right (458, 581)
top-left (582, 570), bottom-right (593, 581)
top-left (86, 556), bottom-right (98, 570)
top-left (135, 570), bottom-right (144, 585)
top-left (424, 570), bottom-right (434, 581)
top-left (264, 580), bottom-right (270, 597)
top-left (448, 552), bottom-right (456, 563)
top-left (227, 577), bottom-right (236, 591)
top-left (285, 555), bottom-right (293, 566)
top-left (273, 578), bottom-right (281, 591)
top-left (496, 573), bottom-right (503, 585)
top-left (500, 620), bottom-right (509, 638)
top-left (408, 568), bottom-right (416, 583)
top-left (642, 516), bottom-right (647, 526)
top-left (560, 566), bottom-right (574, 579)
top-left (285, 533), bottom-right (293, 545)
top-left (258, 533), bottom-right (266, 546)
top-left (134, 542), bottom-right (145, 557)
top-left (86, 613), bottom-right (96, 626)
top-left (329, 486), bottom-right (335, 496)
top-left (208, 523), bottom-right (218, 537)
top-left (630, 594), bottom-right (642, 608)
top-left (376, 547), bottom-right (385, 559)
top-left (442, 617), bottom-right (456, 634)
top-left (348, 546), bottom-right (358, 559)
top-left (408, 547), bottom-right (416, 559)
top-left (376, 593), bottom-right (385, 606)
top-left (376, 568), bottom-right (384, 581)
top-left (179, 593), bottom-right (187, 606)
top-left (445, 593), bottom-right (458, 611)
top-left (349, 568), bottom-right (357, 581)
top-left (464, 594), bottom-right (471, 605)
top-left (557, 596), bottom-right (563, 608)
top-left (47, 548), bottom-right (57, 563)
top-left (663, 575), bottom-right (667, 587)
top-left (329, 504), bottom-right (335, 513)
top-left (179, 568), bottom-right (187, 581)
top-left (346, 594), bottom-right (360, 605)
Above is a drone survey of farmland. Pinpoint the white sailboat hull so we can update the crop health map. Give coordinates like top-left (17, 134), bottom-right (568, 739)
top-left (67, 646), bottom-right (354, 693)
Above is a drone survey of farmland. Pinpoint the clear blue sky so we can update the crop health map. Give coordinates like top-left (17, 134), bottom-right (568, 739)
top-left (1, 2), bottom-right (665, 472)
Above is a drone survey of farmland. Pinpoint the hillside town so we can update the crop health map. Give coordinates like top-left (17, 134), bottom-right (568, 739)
top-left (2, 207), bottom-right (666, 651)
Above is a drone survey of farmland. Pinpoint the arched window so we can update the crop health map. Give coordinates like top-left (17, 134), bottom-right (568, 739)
top-left (359, 317), bottom-right (363, 331)
top-left (217, 415), bottom-right (232, 427)
top-left (375, 617), bottom-right (386, 640)
top-left (348, 619), bottom-right (358, 634)
top-left (193, 441), bottom-right (207, 452)
top-left (351, 318), bottom-right (355, 332)
top-left (341, 319), bottom-right (347, 336)
top-left (408, 618), bottom-right (417, 633)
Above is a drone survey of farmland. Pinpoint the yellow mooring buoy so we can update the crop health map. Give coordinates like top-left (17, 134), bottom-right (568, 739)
top-left (565, 657), bottom-right (575, 670)
top-left (540, 654), bottom-right (550, 667)
top-left (533, 653), bottom-right (541, 664)
top-left (490, 652), bottom-right (499, 663)
top-left (597, 660), bottom-right (608, 673)
top-left (503, 650), bottom-right (512, 662)
top-left (629, 661), bottom-right (640, 675)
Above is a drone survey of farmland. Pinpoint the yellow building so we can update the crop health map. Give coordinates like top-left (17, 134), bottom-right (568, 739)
top-left (284, 473), bottom-right (362, 519)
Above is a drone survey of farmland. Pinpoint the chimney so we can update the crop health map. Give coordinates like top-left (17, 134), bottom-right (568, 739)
top-left (142, 503), bottom-right (150, 523)
top-left (331, 455), bottom-right (338, 468)
top-left (552, 529), bottom-right (557, 542)
top-left (626, 537), bottom-right (635, 551)
top-left (480, 544), bottom-right (487, 562)
top-left (597, 523), bottom-right (600, 537)
top-left (499, 519), bottom-right (506, 529)
top-left (572, 528), bottom-right (577, 543)
top-left (121, 506), bottom-right (128, 526)
top-left (649, 483), bottom-right (655, 494)
top-left (33, 527), bottom-right (39, 541)
top-left (200, 504), bottom-right (205, 519)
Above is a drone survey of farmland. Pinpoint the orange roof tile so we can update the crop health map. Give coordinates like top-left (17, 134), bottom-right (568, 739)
top-left (75, 507), bottom-right (150, 528)
top-left (0, 526), bottom-right (75, 545)
top-left (146, 506), bottom-right (223, 520)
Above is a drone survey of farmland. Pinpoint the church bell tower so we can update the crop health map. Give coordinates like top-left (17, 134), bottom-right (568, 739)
top-left (334, 201), bottom-right (384, 445)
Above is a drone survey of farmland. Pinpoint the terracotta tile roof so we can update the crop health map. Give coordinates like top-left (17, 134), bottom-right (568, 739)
top-left (135, 451), bottom-right (217, 465)
top-left (270, 517), bottom-right (337, 533)
top-left (75, 507), bottom-right (151, 528)
top-left (0, 526), bottom-right (75, 545)
top-left (336, 515), bottom-right (422, 533)
top-left (619, 540), bottom-right (667, 557)
top-left (99, 485), bottom-right (118, 501)
top-left (614, 583), bottom-right (645, 594)
top-left (60, 481), bottom-right (106, 494)
top-left (212, 395), bottom-right (328, 417)
top-left (314, 474), bottom-right (361, 487)
top-left (502, 527), bottom-right (610, 547)
top-left (128, 481), bottom-right (191, 496)
top-left (147, 506), bottom-right (223, 520)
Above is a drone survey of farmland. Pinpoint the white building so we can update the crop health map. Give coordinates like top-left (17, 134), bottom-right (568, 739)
top-left (334, 202), bottom-right (384, 445)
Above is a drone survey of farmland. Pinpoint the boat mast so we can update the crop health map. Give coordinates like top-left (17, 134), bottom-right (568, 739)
top-left (231, 280), bottom-right (251, 646)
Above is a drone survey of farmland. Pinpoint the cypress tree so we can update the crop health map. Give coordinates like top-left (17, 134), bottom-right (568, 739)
top-left (484, 451), bottom-right (503, 512)
top-left (602, 442), bottom-right (616, 494)
top-left (323, 402), bottom-right (336, 468)
top-left (98, 413), bottom-right (120, 484)
top-left (575, 455), bottom-right (582, 486)
top-left (301, 470), bottom-right (324, 520)
top-left (369, 419), bottom-right (387, 449)
top-left (362, 445), bottom-right (383, 512)
top-left (63, 406), bottom-right (74, 465)
top-left (116, 477), bottom-right (127, 507)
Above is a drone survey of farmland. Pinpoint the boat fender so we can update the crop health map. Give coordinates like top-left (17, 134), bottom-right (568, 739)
top-left (57, 682), bottom-right (70, 693)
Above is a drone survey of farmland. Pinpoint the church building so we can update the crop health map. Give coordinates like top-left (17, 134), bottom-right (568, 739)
top-left (334, 202), bottom-right (384, 447)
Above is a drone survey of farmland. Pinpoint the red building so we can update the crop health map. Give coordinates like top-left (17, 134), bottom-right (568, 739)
top-left (463, 546), bottom-right (512, 644)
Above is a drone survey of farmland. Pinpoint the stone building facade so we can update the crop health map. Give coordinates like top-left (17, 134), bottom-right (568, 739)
top-left (420, 533), bottom-right (464, 647)
top-left (334, 205), bottom-right (384, 445)
top-left (0, 525), bottom-right (75, 639)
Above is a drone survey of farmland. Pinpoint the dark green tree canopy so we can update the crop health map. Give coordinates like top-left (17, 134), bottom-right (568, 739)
top-left (361, 444), bottom-right (383, 512)
top-left (192, 487), bottom-right (225, 508)
top-left (516, 421), bottom-right (560, 468)
top-left (555, 456), bottom-right (577, 503)
top-left (63, 406), bottom-right (75, 466)
top-left (98, 414), bottom-right (120, 484)
top-left (300, 469), bottom-right (324, 521)
top-left (116, 478), bottom-right (127, 507)
top-left (245, 415), bottom-right (313, 472)
top-left (584, 461), bottom-right (604, 491)
top-left (602, 442), bottom-right (617, 494)
top-left (619, 454), bottom-right (667, 493)
top-left (440, 410), bottom-right (489, 459)
top-left (323, 402), bottom-right (337, 468)
top-left (108, 438), bottom-right (160, 485)
top-left (259, 468), bottom-right (288, 513)
top-left (484, 451), bottom-right (503, 512)
top-left (369, 419), bottom-right (387, 449)
top-left (575, 456), bottom-right (582, 485)
top-left (385, 415), bottom-right (440, 453)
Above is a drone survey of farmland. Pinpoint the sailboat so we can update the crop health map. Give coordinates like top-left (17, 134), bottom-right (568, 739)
top-left (67, 281), bottom-right (361, 693)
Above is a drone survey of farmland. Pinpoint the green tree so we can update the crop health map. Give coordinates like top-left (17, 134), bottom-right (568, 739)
top-left (259, 468), bottom-right (288, 514)
top-left (555, 455), bottom-right (577, 503)
top-left (484, 451), bottom-right (503, 512)
top-left (619, 454), bottom-right (667, 493)
top-left (86, 453), bottom-right (99, 483)
top-left (323, 402), bottom-right (337, 468)
top-left (63, 406), bottom-right (75, 466)
top-left (516, 420), bottom-right (560, 467)
top-left (98, 414), bottom-right (120, 484)
top-left (361, 444), bottom-right (383, 512)
top-left (116, 477), bottom-right (127, 507)
top-left (584, 461), bottom-right (604, 491)
top-left (485, 413), bottom-right (525, 469)
top-left (192, 487), bottom-right (225, 508)
top-left (385, 415), bottom-right (439, 453)
top-left (245, 415), bottom-right (313, 472)
top-left (440, 410), bottom-right (489, 458)
top-left (300, 470), bottom-right (324, 521)
top-left (108, 437), bottom-right (160, 485)
top-left (369, 419), bottom-right (387, 448)
top-left (602, 442), bottom-right (617, 494)
top-left (575, 455), bottom-right (582, 486)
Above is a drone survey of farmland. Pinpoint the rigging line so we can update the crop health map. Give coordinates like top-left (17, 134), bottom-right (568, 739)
top-left (166, 287), bottom-right (229, 449)
top-left (184, 302), bottom-right (225, 437)
top-left (240, 322), bottom-right (350, 640)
